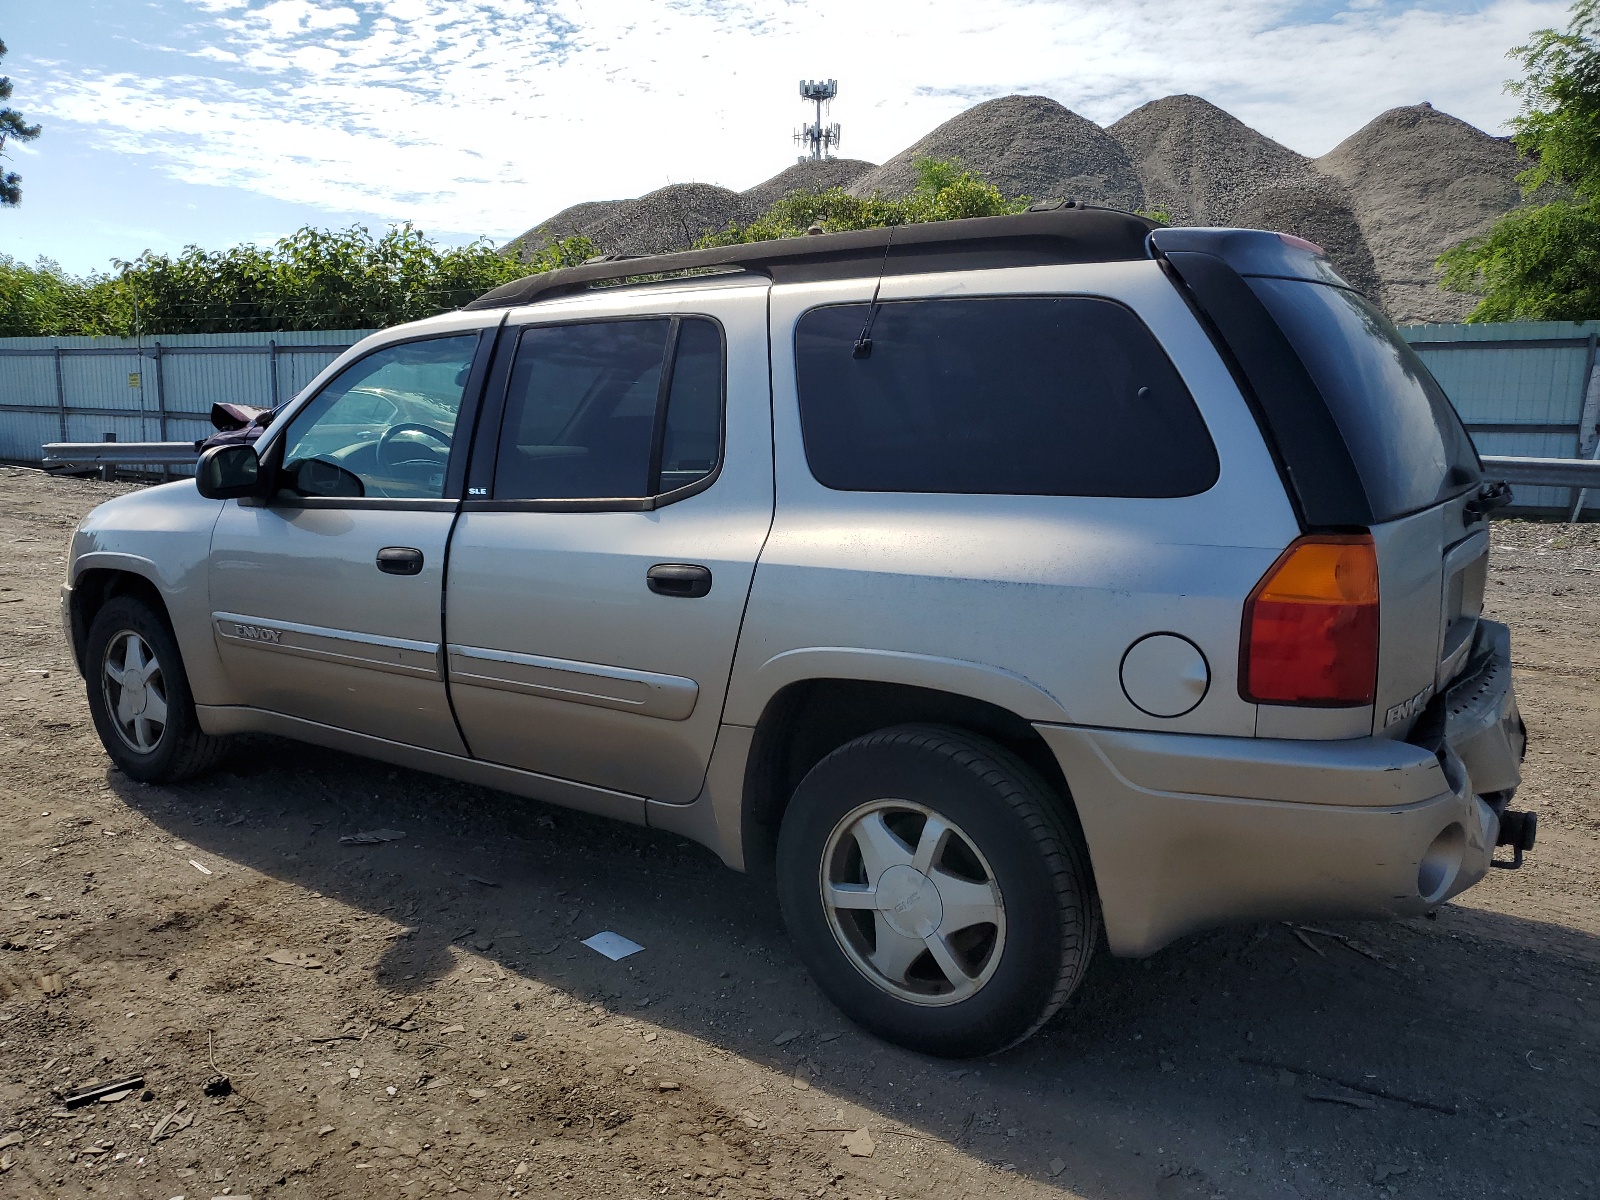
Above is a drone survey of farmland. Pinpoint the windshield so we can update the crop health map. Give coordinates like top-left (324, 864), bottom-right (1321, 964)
top-left (1248, 277), bottom-right (1481, 522)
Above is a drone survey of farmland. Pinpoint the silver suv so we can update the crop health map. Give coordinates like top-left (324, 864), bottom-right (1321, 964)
top-left (61, 211), bottom-right (1533, 1057)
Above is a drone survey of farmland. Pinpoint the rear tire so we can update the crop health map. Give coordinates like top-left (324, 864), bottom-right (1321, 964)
top-left (775, 724), bottom-right (1096, 1058)
top-left (84, 596), bottom-right (230, 783)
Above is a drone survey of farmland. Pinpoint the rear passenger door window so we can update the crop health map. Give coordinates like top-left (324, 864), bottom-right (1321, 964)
top-left (793, 297), bottom-right (1218, 497)
top-left (493, 317), bottom-right (724, 502)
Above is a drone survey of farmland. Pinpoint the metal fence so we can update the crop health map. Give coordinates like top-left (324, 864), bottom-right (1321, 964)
top-left (1398, 319), bottom-right (1600, 515)
top-left (0, 329), bottom-right (374, 466)
top-left (4, 321), bottom-right (1600, 514)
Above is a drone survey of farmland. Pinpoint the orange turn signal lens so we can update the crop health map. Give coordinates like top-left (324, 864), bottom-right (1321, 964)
top-left (1240, 534), bottom-right (1379, 706)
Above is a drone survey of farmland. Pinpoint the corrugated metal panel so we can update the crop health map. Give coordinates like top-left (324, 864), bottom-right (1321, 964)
top-left (275, 349), bottom-right (350, 404)
top-left (0, 353), bottom-right (57, 409)
top-left (0, 330), bottom-right (372, 463)
top-left (159, 347), bottom-right (273, 414)
top-left (60, 350), bottom-right (148, 415)
top-left (0, 409), bottom-right (58, 461)
top-left (1400, 320), bottom-right (1597, 436)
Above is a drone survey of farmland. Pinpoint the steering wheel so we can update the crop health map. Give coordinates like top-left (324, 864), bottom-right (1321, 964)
top-left (376, 422), bottom-right (452, 469)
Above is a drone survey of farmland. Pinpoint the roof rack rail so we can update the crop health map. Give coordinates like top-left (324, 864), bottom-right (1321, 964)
top-left (466, 206), bottom-right (1159, 311)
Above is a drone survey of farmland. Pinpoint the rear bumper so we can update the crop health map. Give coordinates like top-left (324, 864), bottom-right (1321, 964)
top-left (1036, 623), bottom-right (1525, 957)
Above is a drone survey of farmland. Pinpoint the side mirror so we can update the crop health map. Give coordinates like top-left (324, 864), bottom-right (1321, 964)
top-left (286, 457), bottom-right (365, 498)
top-left (196, 444), bottom-right (264, 500)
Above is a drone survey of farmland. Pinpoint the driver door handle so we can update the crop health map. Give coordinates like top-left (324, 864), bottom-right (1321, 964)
top-left (647, 563), bottom-right (712, 598)
top-left (377, 546), bottom-right (424, 576)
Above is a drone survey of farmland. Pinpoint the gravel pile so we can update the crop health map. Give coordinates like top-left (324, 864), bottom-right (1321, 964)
top-left (578, 183), bottom-right (752, 256)
top-left (1109, 95), bottom-right (1312, 225)
top-left (1235, 179), bottom-right (1382, 297)
top-left (1108, 94), bottom-right (1380, 298)
top-left (1314, 104), bottom-right (1531, 322)
top-left (501, 94), bottom-right (1528, 321)
top-left (739, 158), bottom-right (876, 214)
top-left (505, 183), bottom-right (751, 261)
top-left (505, 161), bottom-right (878, 260)
top-left (846, 95), bottom-right (1145, 210)
top-left (502, 199), bottom-right (632, 261)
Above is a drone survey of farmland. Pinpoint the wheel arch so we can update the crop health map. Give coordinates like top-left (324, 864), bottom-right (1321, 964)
top-left (738, 677), bottom-right (1084, 878)
top-left (69, 562), bottom-right (174, 675)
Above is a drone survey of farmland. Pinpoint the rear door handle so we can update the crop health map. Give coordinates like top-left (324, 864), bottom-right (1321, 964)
top-left (376, 546), bottom-right (424, 576)
top-left (647, 563), bottom-right (712, 598)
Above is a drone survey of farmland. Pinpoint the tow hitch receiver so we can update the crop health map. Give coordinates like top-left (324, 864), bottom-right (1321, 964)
top-left (1493, 810), bottom-right (1538, 870)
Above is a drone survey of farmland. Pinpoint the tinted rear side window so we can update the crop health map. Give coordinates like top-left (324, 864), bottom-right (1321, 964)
top-left (794, 297), bottom-right (1219, 497)
top-left (1247, 278), bottom-right (1481, 521)
top-left (493, 317), bottom-right (723, 500)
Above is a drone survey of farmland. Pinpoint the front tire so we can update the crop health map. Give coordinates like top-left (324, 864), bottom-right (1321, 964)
top-left (775, 724), bottom-right (1097, 1058)
top-left (84, 596), bottom-right (230, 783)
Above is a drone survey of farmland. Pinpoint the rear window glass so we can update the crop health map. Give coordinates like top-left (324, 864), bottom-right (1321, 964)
top-left (1247, 278), bottom-right (1481, 521)
top-left (793, 296), bottom-right (1218, 497)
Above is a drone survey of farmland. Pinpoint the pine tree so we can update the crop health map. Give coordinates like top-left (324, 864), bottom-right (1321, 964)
top-left (0, 38), bottom-right (44, 208)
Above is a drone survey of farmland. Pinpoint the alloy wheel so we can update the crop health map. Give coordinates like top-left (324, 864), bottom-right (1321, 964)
top-left (819, 799), bottom-right (1007, 1006)
top-left (101, 629), bottom-right (168, 754)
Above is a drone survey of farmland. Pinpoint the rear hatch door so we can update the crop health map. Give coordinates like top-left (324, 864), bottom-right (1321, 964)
top-left (1244, 275), bottom-right (1487, 736)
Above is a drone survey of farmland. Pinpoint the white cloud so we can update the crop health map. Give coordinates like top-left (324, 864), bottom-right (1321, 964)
top-left (33, 0), bottom-right (1570, 241)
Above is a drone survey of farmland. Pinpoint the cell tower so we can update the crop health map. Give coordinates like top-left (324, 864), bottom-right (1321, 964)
top-left (795, 79), bottom-right (840, 162)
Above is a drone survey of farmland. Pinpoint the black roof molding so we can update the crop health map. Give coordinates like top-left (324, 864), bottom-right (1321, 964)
top-left (466, 207), bottom-right (1160, 310)
top-left (1147, 227), bottom-right (1351, 289)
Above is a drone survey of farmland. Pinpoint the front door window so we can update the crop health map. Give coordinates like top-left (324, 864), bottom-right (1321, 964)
top-left (280, 334), bottom-right (479, 499)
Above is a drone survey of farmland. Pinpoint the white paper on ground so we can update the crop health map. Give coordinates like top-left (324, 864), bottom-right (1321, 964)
top-left (582, 931), bottom-right (644, 961)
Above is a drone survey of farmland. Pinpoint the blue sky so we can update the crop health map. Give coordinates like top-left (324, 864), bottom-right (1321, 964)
top-left (0, 0), bottom-right (1569, 274)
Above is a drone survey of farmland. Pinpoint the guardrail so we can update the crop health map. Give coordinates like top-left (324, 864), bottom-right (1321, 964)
top-left (38, 443), bottom-right (1600, 513)
top-left (1479, 454), bottom-right (1600, 489)
top-left (42, 441), bottom-right (202, 467)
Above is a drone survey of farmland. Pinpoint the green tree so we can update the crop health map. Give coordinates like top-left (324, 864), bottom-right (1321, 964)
top-left (698, 156), bottom-right (1029, 247)
top-left (0, 39), bottom-right (43, 207)
top-left (0, 225), bottom-right (593, 335)
top-left (0, 256), bottom-right (122, 336)
top-left (1439, 1), bottom-right (1600, 320)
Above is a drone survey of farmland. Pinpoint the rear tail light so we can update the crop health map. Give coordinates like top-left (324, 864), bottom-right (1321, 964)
top-left (1240, 533), bottom-right (1379, 706)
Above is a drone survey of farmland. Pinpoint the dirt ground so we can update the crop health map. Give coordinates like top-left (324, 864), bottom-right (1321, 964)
top-left (0, 464), bottom-right (1596, 1200)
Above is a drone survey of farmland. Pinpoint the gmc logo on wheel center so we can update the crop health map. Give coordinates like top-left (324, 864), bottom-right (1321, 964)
top-left (233, 622), bottom-right (282, 645)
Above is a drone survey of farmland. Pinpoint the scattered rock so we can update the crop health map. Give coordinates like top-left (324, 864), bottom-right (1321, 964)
top-left (658, 1081), bottom-right (680, 1092)
top-left (773, 1028), bottom-right (802, 1047)
top-left (264, 950), bottom-right (323, 969)
top-left (0, 1133), bottom-right (23, 1150)
top-left (1374, 1163), bottom-right (1410, 1184)
top-left (840, 1127), bottom-right (875, 1157)
top-left (1049, 1156), bottom-right (1066, 1176)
